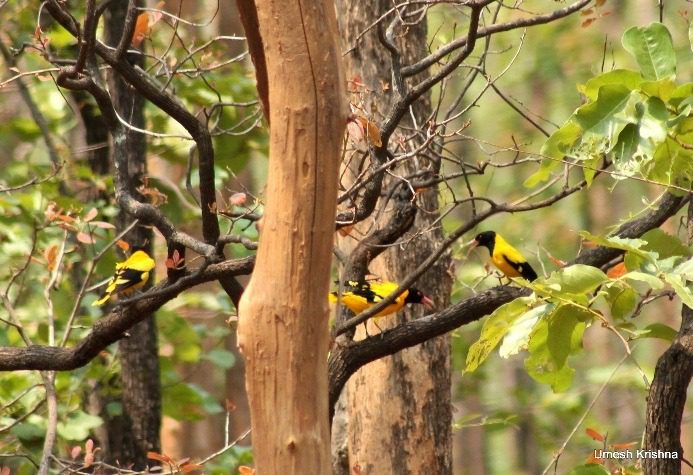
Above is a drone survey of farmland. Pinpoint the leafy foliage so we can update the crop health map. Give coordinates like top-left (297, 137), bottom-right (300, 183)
top-left (527, 23), bottom-right (693, 191)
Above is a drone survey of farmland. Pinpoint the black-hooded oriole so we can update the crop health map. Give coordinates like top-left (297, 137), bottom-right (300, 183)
top-left (329, 280), bottom-right (434, 318)
top-left (469, 231), bottom-right (538, 281)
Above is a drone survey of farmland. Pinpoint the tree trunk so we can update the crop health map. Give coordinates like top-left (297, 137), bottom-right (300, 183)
top-left (643, 201), bottom-right (693, 475)
top-left (334, 2), bottom-right (453, 473)
top-left (98, 1), bottom-right (162, 468)
top-left (236, 0), bottom-right (346, 472)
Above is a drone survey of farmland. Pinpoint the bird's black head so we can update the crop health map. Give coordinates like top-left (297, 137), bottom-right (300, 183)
top-left (474, 230), bottom-right (496, 252)
top-left (405, 287), bottom-right (434, 308)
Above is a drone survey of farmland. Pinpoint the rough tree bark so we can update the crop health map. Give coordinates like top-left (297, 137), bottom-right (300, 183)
top-left (236, 0), bottom-right (346, 472)
top-left (644, 198), bottom-right (693, 475)
top-left (96, 1), bottom-right (161, 468)
top-left (333, 2), bottom-right (453, 473)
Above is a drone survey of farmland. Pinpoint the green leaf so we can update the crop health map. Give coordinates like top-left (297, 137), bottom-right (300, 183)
top-left (641, 229), bottom-right (691, 259)
top-left (465, 297), bottom-right (532, 372)
top-left (579, 232), bottom-right (656, 262)
top-left (612, 123), bottom-right (639, 163)
top-left (604, 283), bottom-right (638, 320)
top-left (574, 85), bottom-right (635, 151)
top-left (622, 271), bottom-right (665, 289)
top-left (547, 306), bottom-right (586, 368)
top-left (566, 464), bottom-right (610, 475)
top-left (630, 323), bottom-right (678, 342)
top-left (527, 122), bottom-right (582, 187)
top-left (499, 303), bottom-right (553, 358)
top-left (622, 23), bottom-right (676, 80)
top-left (638, 96), bottom-right (669, 145)
top-left (663, 274), bottom-right (693, 308)
top-left (641, 79), bottom-right (677, 102)
top-left (543, 264), bottom-right (607, 295)
top-left (202, 348), bottom-right (236, 369)
top-left (581, 69), bottom-right (643, 101)
top-left (57, 411), bottom-right (103, 441)
top-left (673, 257), bottom-right (693, 279)
top-left (11, 422), bottom-right (45, 441)
top-left (524, 320), bottom-right (577, 392)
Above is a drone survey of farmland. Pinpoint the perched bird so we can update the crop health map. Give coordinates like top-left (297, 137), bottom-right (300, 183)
top-left (469, 231), bottom-right (538, 281)
top-left (329, 280), bottom-right (434, 318)
top-left (92, 250), bottom-right (156, 306)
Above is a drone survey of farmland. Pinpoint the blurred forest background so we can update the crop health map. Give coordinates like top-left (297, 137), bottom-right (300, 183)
top-left (0, 0), bottom-right (691, 474)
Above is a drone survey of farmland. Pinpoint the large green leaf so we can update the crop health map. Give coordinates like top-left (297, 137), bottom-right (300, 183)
top-left (524, 319), bottom-right (577, 392)
top-left (547, 305), bottom-right (587, 368)
top-left (542, 264), bottom-right (607, 295)
top-left (499, 303), bottom-right (553, 358)
top-left (641, 229), bottom-right (691, 259)
top-left (572, 85), bottom-right (638, 159)
top-left (465, 297), bottom-right (533, 372)
top-left (580, 69), bottom-right (643, 101)
top-left (622, 23), bottom-right (676, 80)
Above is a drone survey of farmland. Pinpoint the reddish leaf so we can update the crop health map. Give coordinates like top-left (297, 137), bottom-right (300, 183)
top-left (585, 454), bottom-right (604, 465)
top-left (91, 220), bottom-right (116, 229)
top-left (70, 445), bottom-right (81, 460)
top-left (85, 438), bottom-right (94, 454)
top-left (581, 8), bottom-right (593, 16)
top-left (44, 202), bottom-right (60, 221)
top-left (229, 192), bottom-right (247, 206)
top-left (346, 120), bottom-right (365, 145)
top-left (238, 466), bottom-right (255, 475)
top-left (84, 452), bottom-right (94, 468)
top-left (582, 18), bottom-right (595, 28)
top-left (586, 427), bottom-right (605, 441)
top-left (355, 116), bottom-right (382, 147)
top-left (57, 222), bottom-right (78, 232)
top-left (83, 208), bottom-right (98, 222)
top-left (607, 262), bottom-right (627, 278)
top-left (76, 231), bottom-right (95, 244)
top-left (181, 463), bottom-right (204, 473)
top-left (116, 240), bottom-right (130, 251)
top-left (57, 214), bottom-right (76, 223)
top-left (595, 0), bottom-right (606, 6)
top-left (177, 457), bottom-right (191, 466)
top-left (147, 451), bottom-right (173, 464)
top-left (0, 466), bottom-right (10, 475)
top-left (131, 13), bottom-right (150, 47)
top-left (44, 245), bottom-right (58, 272)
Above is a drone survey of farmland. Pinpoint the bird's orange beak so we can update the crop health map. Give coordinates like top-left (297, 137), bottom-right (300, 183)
top-left (421, 295), bottom-right (434, 309)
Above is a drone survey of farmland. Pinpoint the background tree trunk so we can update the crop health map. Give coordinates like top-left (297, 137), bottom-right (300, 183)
top-left (643, 201), bottom-right (693, 475)
top-left (334, 2), bottom-right (453, 473)
top-left (97, 1), bottom-right (162, 468)
top-left (236, 0), bottom-right (345, 472)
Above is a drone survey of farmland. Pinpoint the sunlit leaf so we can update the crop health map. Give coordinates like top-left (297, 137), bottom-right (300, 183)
top-left (622, 23), bottom-right (676, 81)
top-left (465, 297), bottom-right (533, 372)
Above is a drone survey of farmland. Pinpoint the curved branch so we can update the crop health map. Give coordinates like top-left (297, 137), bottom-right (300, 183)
top-left (402, 0), bottom-right (591, 78)
top-left (45, 0), bottom-right (220, 245)
top-left (0, 256), bottom-right (255, 372)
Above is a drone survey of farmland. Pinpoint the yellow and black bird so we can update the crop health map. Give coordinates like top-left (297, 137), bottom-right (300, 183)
top-left (92, 250), bottom-right (156, 306)
top-left (329, 280), bottom-right (434, 318)
top-left (469, 231), bottom-right (538, 281)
